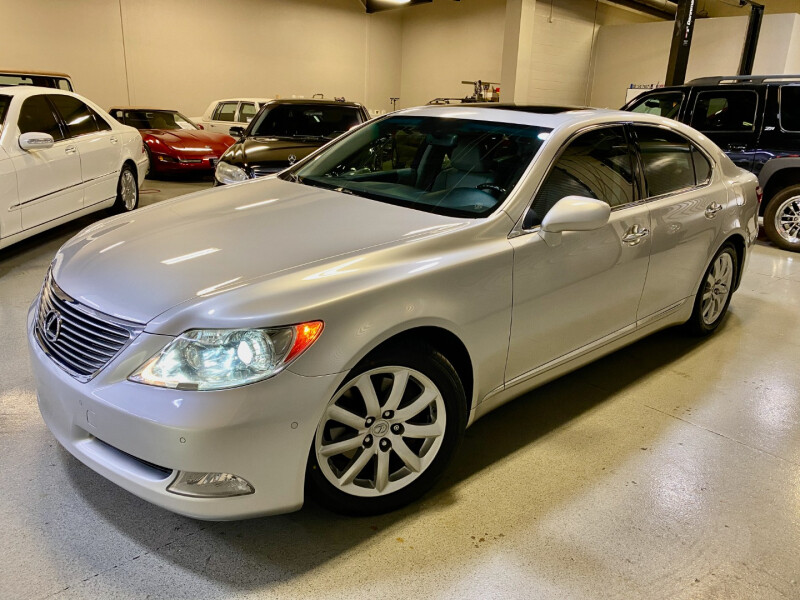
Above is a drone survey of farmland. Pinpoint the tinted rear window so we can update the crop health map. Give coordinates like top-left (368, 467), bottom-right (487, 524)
top-left (636, 126), bottom-right (696, 197)
top-left (690, 90), bottom-right (758, 132)
top-left (49, 95), bottom-right (101, 137)
top-left (780, 86), bottom-right (800, 132)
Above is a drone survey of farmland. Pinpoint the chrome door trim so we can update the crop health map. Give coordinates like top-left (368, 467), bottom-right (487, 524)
top-left (636, 298), bottom-right (687, 327)
top-left (9, 172), bottom-right (115, 210)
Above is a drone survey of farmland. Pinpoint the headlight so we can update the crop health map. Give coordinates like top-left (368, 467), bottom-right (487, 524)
top-left (129, 322), bottom-right (323, 391)
top-left (214, 161), bottom-right (248, 185)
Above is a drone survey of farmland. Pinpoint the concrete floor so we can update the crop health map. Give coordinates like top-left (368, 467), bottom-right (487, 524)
top-left (1, 178), bottom-right (799, 599)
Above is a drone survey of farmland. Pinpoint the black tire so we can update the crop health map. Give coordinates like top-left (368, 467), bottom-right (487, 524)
top-left (685, 242), bottom-right (738, 336)
top-left (763, 184), bottom-right (800, 252)
top-left (113, 164), bottom-right (139, 213)
top-left (306, 341), bottom-right (467, 516)
top-left (143, 145), bottom-right (156, 180)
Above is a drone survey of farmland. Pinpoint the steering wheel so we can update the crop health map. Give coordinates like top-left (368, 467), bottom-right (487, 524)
top-left (477, 183), bottom-right (507, 196)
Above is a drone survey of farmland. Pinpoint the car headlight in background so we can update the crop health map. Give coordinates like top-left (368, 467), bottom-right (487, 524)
top-left (129, 322), bottom-right (323, 391)
top-left (214, 161), bottom-right (248, 185)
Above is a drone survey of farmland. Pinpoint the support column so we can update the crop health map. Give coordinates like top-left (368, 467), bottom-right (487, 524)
top-left (665, 0), bottom-right (698, 86)
top-left (500, 0), bottom-right (536, 104)
top-left (738, 2), bottom-right (764, 76)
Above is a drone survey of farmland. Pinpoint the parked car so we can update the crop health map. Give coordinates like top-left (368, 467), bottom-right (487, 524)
top-left (214, 98), bottom-right (370, 184)
top-left (191, 98), bottom-right (271, 134)
top-left (0, 87), bottom-right (147, 251)
top-left (109, 107), bottom-right (235, 176)
top-left (623, 74), bottom-right (800, 252)
top-left (28, 104), bottom-right (758, 519)
top-left (1, 69), bottom-right (74, 91)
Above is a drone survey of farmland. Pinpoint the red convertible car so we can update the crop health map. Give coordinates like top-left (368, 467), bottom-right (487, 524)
top-left (110, 108), bottom-right (235, 176)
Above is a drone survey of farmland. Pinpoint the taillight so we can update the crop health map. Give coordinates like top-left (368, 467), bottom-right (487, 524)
top-left (756, 186), bottom-right (763, 204)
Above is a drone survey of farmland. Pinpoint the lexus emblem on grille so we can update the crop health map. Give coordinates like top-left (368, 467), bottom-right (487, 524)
top-left (287, 154), bottom-right (297, 165)
top-left (44, 310), bottom-right (62, 343)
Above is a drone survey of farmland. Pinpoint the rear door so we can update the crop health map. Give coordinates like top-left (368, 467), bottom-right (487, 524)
top-left (49, 94), bottom-right (120, 207)
top-left (687, 86), bottom-right (764, 171)
top-left (207, 101), bottom-right (239, 133)
top-left (11, 94), bottom-right (83, 230)
top-left (632, 124), bottom-right (727, 320)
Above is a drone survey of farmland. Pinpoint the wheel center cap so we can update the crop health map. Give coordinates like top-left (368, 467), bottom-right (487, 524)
top-left (371, 420), bottom-right (390, 437)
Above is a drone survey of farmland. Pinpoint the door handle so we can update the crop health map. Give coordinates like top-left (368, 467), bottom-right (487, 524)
top-left (622, 224), bottom-right (650, 246)
top-left (64, 145), bottom-right (77, 155)
top-left (705, 202), bottom-right (724, 218)
top-left (110, 136), bottom-right (118, 144)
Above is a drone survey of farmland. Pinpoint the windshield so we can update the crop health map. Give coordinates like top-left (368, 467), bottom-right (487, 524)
top-left (283, 115), bottom-right (551, 218)
top-left (248, 103), bottom-right (363, 139)
top-left (121, 110), bottom-right (197, 130)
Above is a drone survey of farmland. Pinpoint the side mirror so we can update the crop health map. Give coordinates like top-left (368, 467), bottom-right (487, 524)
top-left (539, 195), bottom-right (610, 247)
top-left (19, 132), bottom-right (54, 151)
top-left (229, 126), bottom-right (245, 138)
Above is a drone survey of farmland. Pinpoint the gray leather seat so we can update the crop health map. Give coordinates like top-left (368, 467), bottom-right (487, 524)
top-left (432, 142), bottom-right (494, 191)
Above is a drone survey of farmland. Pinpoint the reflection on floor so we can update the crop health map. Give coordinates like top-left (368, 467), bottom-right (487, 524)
top-left (1, 180), bottom-right (798, 599)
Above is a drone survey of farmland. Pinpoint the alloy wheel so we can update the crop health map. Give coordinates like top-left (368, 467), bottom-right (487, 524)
top-left (121, 170), bottom-right (138, 211)
top-left (774, 195), bottom-right (800, 245)
top-left (701, 252), bottom-right (733, 325)
top-left (315, 366), bottom-right (446, 497)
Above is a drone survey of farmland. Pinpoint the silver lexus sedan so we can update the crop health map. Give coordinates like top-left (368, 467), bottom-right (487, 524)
top-left (28, 105), bottom-right (759, 519)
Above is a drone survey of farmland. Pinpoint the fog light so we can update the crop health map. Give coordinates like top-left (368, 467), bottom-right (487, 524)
top-left (167, 471), bottom-right (254, 498)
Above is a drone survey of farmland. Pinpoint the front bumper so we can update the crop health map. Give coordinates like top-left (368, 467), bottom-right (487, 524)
top-left (151, 155), bottom-right (220, 173)
top-left (27, 301), bottom-right (340, 520)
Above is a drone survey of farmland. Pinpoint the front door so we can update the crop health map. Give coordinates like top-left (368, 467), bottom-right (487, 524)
top-left (506, 125), bottom-right (651, 382)
top-left (11, 94), bottom-right (82, 231)
top-left (50, 94), bottom-right (120, 207)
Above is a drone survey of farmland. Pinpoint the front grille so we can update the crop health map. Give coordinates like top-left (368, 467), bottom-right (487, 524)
top-left (35, 273), bottom-right (143, 381)
top-left (249, 163), bottom-right (286, 178)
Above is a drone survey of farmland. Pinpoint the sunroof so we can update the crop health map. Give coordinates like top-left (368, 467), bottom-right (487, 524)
top-left (469, 104), bottom-right (593, 114)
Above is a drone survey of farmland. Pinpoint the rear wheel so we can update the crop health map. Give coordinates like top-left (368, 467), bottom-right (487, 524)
top-left (307, 342), bottom-right (466, 515)
top-left (113, 165), bottom-right (139, 213)
top-left (763, 184), bottom-right (800, 252)
top-left (686, 243), bottom-right (738, 335)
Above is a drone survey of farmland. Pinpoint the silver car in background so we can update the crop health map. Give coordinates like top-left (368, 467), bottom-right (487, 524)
top-left (27, 105), bottom-right (759, 519)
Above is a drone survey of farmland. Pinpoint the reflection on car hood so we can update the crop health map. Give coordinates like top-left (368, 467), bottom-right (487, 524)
top-left (52, 178), bottom-right (465, 324)
top-left (222, 137), bottom-right (323, 168)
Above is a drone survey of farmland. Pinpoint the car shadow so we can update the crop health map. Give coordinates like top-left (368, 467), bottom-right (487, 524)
top-left (58, 322), bottom-right (712, 591)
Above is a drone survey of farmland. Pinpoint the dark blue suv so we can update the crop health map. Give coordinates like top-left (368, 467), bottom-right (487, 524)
top-left (624, 75), bottom-right (800, 252)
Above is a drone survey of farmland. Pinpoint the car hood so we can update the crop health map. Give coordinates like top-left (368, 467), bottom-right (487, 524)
top-left (142, 129), bottom-right (234, 151)
top-left (52, 178), bottom-right (466, 325)
top-left (222, 137), bottom-right (323, 168)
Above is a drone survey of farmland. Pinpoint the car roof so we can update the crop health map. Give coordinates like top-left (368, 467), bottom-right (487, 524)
top-left (110, 106), bottom-right (180, 112)
top-left (0, 85), bottom-right (78, 98)
top-left (398, 104), bottom-right (612, 128)
top-left (214, 98), bottom-right (273, 103)
top-left (266, 98), bottom-right (366, 108)
top-left (1, 69), bottom-right (71, 78)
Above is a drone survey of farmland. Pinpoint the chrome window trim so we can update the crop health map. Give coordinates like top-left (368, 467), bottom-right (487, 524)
top-left (510, 121), bottom-right (717, 239)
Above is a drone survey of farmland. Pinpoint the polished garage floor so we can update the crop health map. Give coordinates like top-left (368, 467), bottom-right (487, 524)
top-left (1, 180), bottom-right (799, 600)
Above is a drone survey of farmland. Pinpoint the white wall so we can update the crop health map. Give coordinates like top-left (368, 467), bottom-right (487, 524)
top-left (523, 0), bottom-right (658, 106)
top-left (590, 13), bottom-right (800, 109)
top-left (397, 0), bottom-right (507, 109)
top-left (0, 0), bottom-right (403, 116)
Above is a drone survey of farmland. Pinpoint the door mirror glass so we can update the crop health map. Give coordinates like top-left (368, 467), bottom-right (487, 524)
top-left (19, 131), bottom-right (55, 151)
top-left (541, 195), bottom-right (611, 233)
top-left (229, 126), bottom-right (245, 138)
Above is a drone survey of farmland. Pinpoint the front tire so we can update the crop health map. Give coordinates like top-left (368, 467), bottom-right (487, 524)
top-left (686, 243), bottom-right (738, 335)
top-left (113, 164), bottom-right (139, 213)
top-left (307, 342), bottom-right (466, 516)
top-left (763, 185), bottom-right (800, 252)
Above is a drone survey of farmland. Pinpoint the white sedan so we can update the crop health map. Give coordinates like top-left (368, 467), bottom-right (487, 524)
top-left (28, 105), bottom-right (759, 519)
top-left (0, 87), bottom-right (147, 251)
